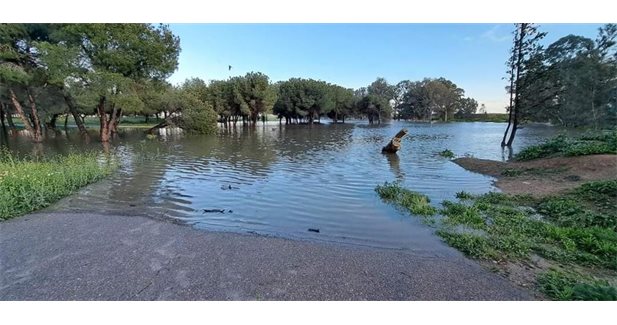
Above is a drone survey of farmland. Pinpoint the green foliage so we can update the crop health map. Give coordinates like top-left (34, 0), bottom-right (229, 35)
top-left (455, 191), bottom-right (475, 200)
top-left (175, 91), bottom-right (218, 135)
top-left (376, 179), bottom-right (617, 300)
top-left (452, 113), bottom-right (509, 123)
top-left (501, 168), bottom-right (523, 177)
top-left (375, 182), bottom-right (437, 217)
top-left (537, 269), bottom-right (617, 301)
top-left (523, 24), bottom-right (617, 128)
top-left (437, 230), bottom-right (496, 259)
top-left (515, 131), bottom-right (617, 161)
top-left (0, 149), bottom-right (118, 220)
top-left (440, 201), bottom-right (486, 230)
top-left (438, 149), bottom-right (455, 159)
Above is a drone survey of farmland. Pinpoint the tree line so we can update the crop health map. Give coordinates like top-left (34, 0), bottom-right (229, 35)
top-left (0, 23), bottom-right (484, 144)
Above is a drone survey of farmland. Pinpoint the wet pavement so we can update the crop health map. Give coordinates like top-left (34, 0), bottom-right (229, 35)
top-left (0, 212), bottom-right (532, 300)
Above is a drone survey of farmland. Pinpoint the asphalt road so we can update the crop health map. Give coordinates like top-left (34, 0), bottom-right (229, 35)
top-left (0, 212), bottom-right (531, 300)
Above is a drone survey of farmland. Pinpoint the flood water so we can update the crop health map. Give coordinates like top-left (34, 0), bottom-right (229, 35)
top-left (1, 121), bottom-right (570, 250)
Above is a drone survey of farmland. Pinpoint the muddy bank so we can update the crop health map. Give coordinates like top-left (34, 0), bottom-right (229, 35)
top-left (454, 154), bottom-right (617, 196)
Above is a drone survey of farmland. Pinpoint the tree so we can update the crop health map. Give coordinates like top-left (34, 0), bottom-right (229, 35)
top-left (273, 78), bottom-right (333, 124)
top-left (501, 23), bottom-right (546, 147)
top-left (232, 72), bottom-right (277, 124)
top-left (455, 97), bottom-right (479, 118)
top-left (479, 103), bottom-right (487, 114)
top-left (39, 23), bottom-right (181, 142)
top-left (366, 77), bottom-right (395, 123)
top-left (0, 24), bottom-right (58, 142)
top-left (398, 80), bottom-right (431, 120)
top-left (424, 78), bottom-right (464, 122)
top-left (327, 85), bottom-right (354, 123)
top-left (530, 25), bottom-right (617, 128)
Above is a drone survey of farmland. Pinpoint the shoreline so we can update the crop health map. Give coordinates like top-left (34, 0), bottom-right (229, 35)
top-left (453, 154), bottom-right (617, 196)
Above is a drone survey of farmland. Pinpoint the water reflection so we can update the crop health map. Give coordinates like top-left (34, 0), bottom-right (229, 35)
top-left (0, 121), bottom-right (569, 249)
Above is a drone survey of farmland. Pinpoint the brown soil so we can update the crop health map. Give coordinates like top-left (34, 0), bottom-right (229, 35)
top-left (454, 154), bottom-right (617, 196)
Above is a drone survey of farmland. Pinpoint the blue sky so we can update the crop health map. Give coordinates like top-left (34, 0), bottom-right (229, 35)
top-left (167, 24), bottom-right (605, 113)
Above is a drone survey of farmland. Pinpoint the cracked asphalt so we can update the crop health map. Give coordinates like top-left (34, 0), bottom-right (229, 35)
top-left (0, 212), bottom-right (532, 300)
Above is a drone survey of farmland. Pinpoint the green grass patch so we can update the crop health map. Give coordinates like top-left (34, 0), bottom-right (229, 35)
top-left (537, 269), bottom-right (617, 301)
top-left (438, 149), bottom-right (455, 159)
top-left (0, 149), bottom-right (118, 220)
top-left (375, 179), bottom-right (617, 300)
top-left (515, 129), bottom-right (617, 161)
top-left (375, 182), bottom-right (437, 217)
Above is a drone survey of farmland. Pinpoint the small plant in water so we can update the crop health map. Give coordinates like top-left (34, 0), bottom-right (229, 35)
top-left (439, 149), bottom-right (455, 159)
top-left (375, 182), bottom-right (437, 217)
top-left (455, 191), bottom-right (475, 200)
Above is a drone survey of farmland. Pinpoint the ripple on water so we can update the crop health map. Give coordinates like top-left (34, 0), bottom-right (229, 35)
top-left (11, 121), bottom-right (566, 250)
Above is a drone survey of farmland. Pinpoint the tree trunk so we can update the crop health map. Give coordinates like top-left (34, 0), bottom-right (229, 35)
top-left (9, 88), bottom-right (42, 142)
top-left (382, 129), bottom-right (408, 154)
top-left (145, 114), bottom-right (149, 124)
top-left (27, 91), bottom-right (43, 141)
top-left (111, 108), bottom-right (122, 135)
top-left (0, 102), bottom-right (6, 131)
top-left (63, 93), bottom-right (88, 137)
top-left (64, 113), bottom-right (69, 130)
top-left (6, 109), bottom-right (16, 132)
top-left (501, 25), bottom-right (521, 147)
top-left (97, 96), bottom-right (111, 143)
top-left (505, 24), bottom-right (527, 147)
top-left (46, 113), bottom-right (59, 130)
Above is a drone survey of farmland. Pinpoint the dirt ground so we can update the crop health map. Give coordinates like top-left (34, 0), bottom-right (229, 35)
top-left (454, 154), bottom-right (617, 196)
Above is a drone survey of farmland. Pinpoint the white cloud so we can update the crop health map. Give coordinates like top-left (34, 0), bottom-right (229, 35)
top-left (481, 25), bottom-right (511, 42)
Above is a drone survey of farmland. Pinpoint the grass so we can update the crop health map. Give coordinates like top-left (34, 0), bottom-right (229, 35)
top-left (375, 179), bottom-right (617, 300)
top-left (537, 269), bottom-right (617, 301)
top-left (0, 149), bottom-right (118, 220)
top-left (13, 115), bottom-right (164, 129)
top-left (375, 182), bottom-right (437, 217)
top-left (453, 113), bottom-right (509, 123)
top-left (439, 149), bottom-right (455, 159)
top-left (515, 129), bottom-right (617, 161)
top-left (501, 167), bottom-right (569, 177)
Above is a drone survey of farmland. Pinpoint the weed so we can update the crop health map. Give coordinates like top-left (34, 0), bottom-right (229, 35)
top-left (439, 149), bottom-right (455, 159)
top-left (537, 269), bottom-right (617, 301)
top-left (375, 182), bottom-right (437, 217)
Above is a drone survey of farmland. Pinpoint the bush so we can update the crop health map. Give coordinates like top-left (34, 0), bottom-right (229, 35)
top-left (178, 104), bottom-right (218, 134)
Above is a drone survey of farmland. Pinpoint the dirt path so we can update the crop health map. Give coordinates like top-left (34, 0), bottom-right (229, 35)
top-left (454, 154), bottom-right (617, 196)
top-left (0, 212), bottom-right (531, 300)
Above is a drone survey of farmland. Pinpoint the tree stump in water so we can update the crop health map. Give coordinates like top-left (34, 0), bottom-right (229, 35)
top-left (382, 128), bottom-right (408, 154)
